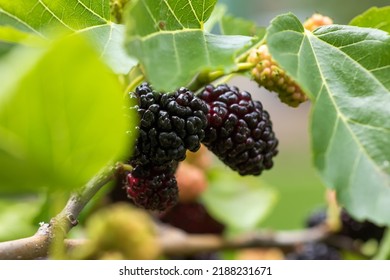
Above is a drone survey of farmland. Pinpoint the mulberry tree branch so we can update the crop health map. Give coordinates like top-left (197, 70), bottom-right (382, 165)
top-left (158, 223), bottom-right (330, 255)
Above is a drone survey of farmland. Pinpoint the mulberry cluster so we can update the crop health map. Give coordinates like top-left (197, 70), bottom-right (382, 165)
top-left (198, 84), bottom-right (278, 176)
top-left (248, 44), bottom-right (307, 107)
top-left (126, 83), bottom-right (208, 211)
top-left (125, 83), bottom-right (279, 210)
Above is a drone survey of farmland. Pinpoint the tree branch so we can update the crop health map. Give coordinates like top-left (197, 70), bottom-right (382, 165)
top-left (158, 223), bottom-right (330, 256)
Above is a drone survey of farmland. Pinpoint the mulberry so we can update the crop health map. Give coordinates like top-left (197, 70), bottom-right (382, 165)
top-left (126, 164), bottom-right (179, 211)
top-left (339, 209), bottom-right (385, 242)
top-left (286, 242), bottom-right (341, 260)
top-left (305, 208), bottom-right (327, 228)
top-left (199, 84), bottom-right (278, 176)
top-left (303, 13), bottom-right (333, 32)
top-left (159, 202), bottom-right (225, 235)
top-left (248, 44), bottom-right (307, 107)
top-left (129, 83), bottom-right (208, 167)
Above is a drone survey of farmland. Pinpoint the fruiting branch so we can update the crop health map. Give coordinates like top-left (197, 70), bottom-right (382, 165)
top-left (0, 194), bottom-right (367, 259)
top-left (158, 223), bottom-right (330, 256)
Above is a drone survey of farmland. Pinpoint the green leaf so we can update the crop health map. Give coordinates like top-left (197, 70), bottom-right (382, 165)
top-left (219, 14), bottom-right (265, 60)
top-left (267, 13), bottom-right (390, 225)
top-left (350, 6), bottom-right (390, 33)
top-left (0, 1), bottom-right (135, 74)
top-left (78, 23), bottom-right (137, 74)
top-left (0, 36), bottom-right (136, 194)
top-left (0, 196), bottom-right (44, 241)
top-left (202, 168), bottom-right (277, 232)
top-left (127, 31), bottom-right (252, 91)
top-left (126, 0), bottom-right (217, 36)
top-left (220, 15), bottom-right (265, 38)
top-left (125, 0), bottom-right (251, 91)
top-left (0, 41), bottom-right (14, 57)
top-left (0, 0), bottom-right (109, 34)
top-left (0, 26), bottom-right (45, 45)
top-left (204, 4), bottom-right (227, 32)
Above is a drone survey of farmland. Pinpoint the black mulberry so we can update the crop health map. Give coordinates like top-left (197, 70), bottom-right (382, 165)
top-left (199, 84), bottom-right (278, 176)
top-left (159, 202), bottom-right (225, 235)
top-left (305, 208), bottom-right (327, 228)
top-left (126, 164), bottom-right (179, 211)
top-left (286, 242), bottom-right (341, 260)
top-left (339, 209), bottom-right (385, 242)
top-left (129, 83), bottom-right (208, 167)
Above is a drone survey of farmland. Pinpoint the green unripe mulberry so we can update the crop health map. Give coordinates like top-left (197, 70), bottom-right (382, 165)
top-left (248, 44), bottom-right (307, 108)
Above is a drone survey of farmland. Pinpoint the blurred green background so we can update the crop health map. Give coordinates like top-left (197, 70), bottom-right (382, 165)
top-left (217, 0), bottom-right (389, 230)
top-left (219, 0), bottom-right (389, 24)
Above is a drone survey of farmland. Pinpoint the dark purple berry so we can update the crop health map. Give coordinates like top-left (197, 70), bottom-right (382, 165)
top-left (305, 208), bottom-right (327, 228)
top-left (286, 242), bottom-right (341, 260)
top-left (199, 84), bottom-right (278, 175)
top-left (126, 165), bottom-right (179, 211)
top-left (159, 202), bottom-right (225, 234)
top-left (339, 209), bottom-right (385, 242)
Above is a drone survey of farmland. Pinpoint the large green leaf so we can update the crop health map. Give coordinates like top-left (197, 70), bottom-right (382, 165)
top-left (126, 0), bottom-right (217, 36)
top-left (0, 26), bottom-right (45, 45)
top-left (202, 168), bottom-right (277, 233)
top-left (0, 0), bottom-right (109, 34)
top-left (125, 0), bottom-right (252, 91)
top-left (350, 6), bottom-right (390, 33)
top-left (267, 14), bottom-right (390, 225)
top-left (78, 23), bottom-right (137, 74)
top-left (0, 1), bottom-right (135, 74)
top-left (0, 36), bottom-right (136, 194)
top-left (127, 31), bottom-right (252, 91)
top-left (0, 196), bottom-right (44, 241)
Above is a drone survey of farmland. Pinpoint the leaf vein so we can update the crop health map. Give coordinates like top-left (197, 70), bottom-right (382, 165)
top-left (100, 24), bottom-right (113, 58)
top-left (0, 8), bottom-right (42, 36)
top-left (76, 0), bottom-right (108, 22)
top-left (163, 0), bottom-right (185, 29)
top-left (38, 0), bottom-right (75, 31)
top-left (307, 33), bottom-right (389, 179)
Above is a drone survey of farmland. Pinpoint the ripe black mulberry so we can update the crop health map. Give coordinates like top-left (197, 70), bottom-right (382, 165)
top-left (199, 84), bottom-right (278, 176)
top-left (126, 164), bottom-right (179, 211)
top-left (129, 83), bottom-right (208, 167)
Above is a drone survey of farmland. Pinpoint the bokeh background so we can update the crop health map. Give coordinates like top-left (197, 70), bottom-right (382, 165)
top-left (217, 0), bottom-right (389, 230)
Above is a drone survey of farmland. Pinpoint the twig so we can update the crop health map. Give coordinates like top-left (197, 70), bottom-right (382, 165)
top-left (1, 212), bottom-right (369, 259)
top-left (59, 224), bottom-right (331, 257)
top-left (158, 223), bottom-right (330, 256)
